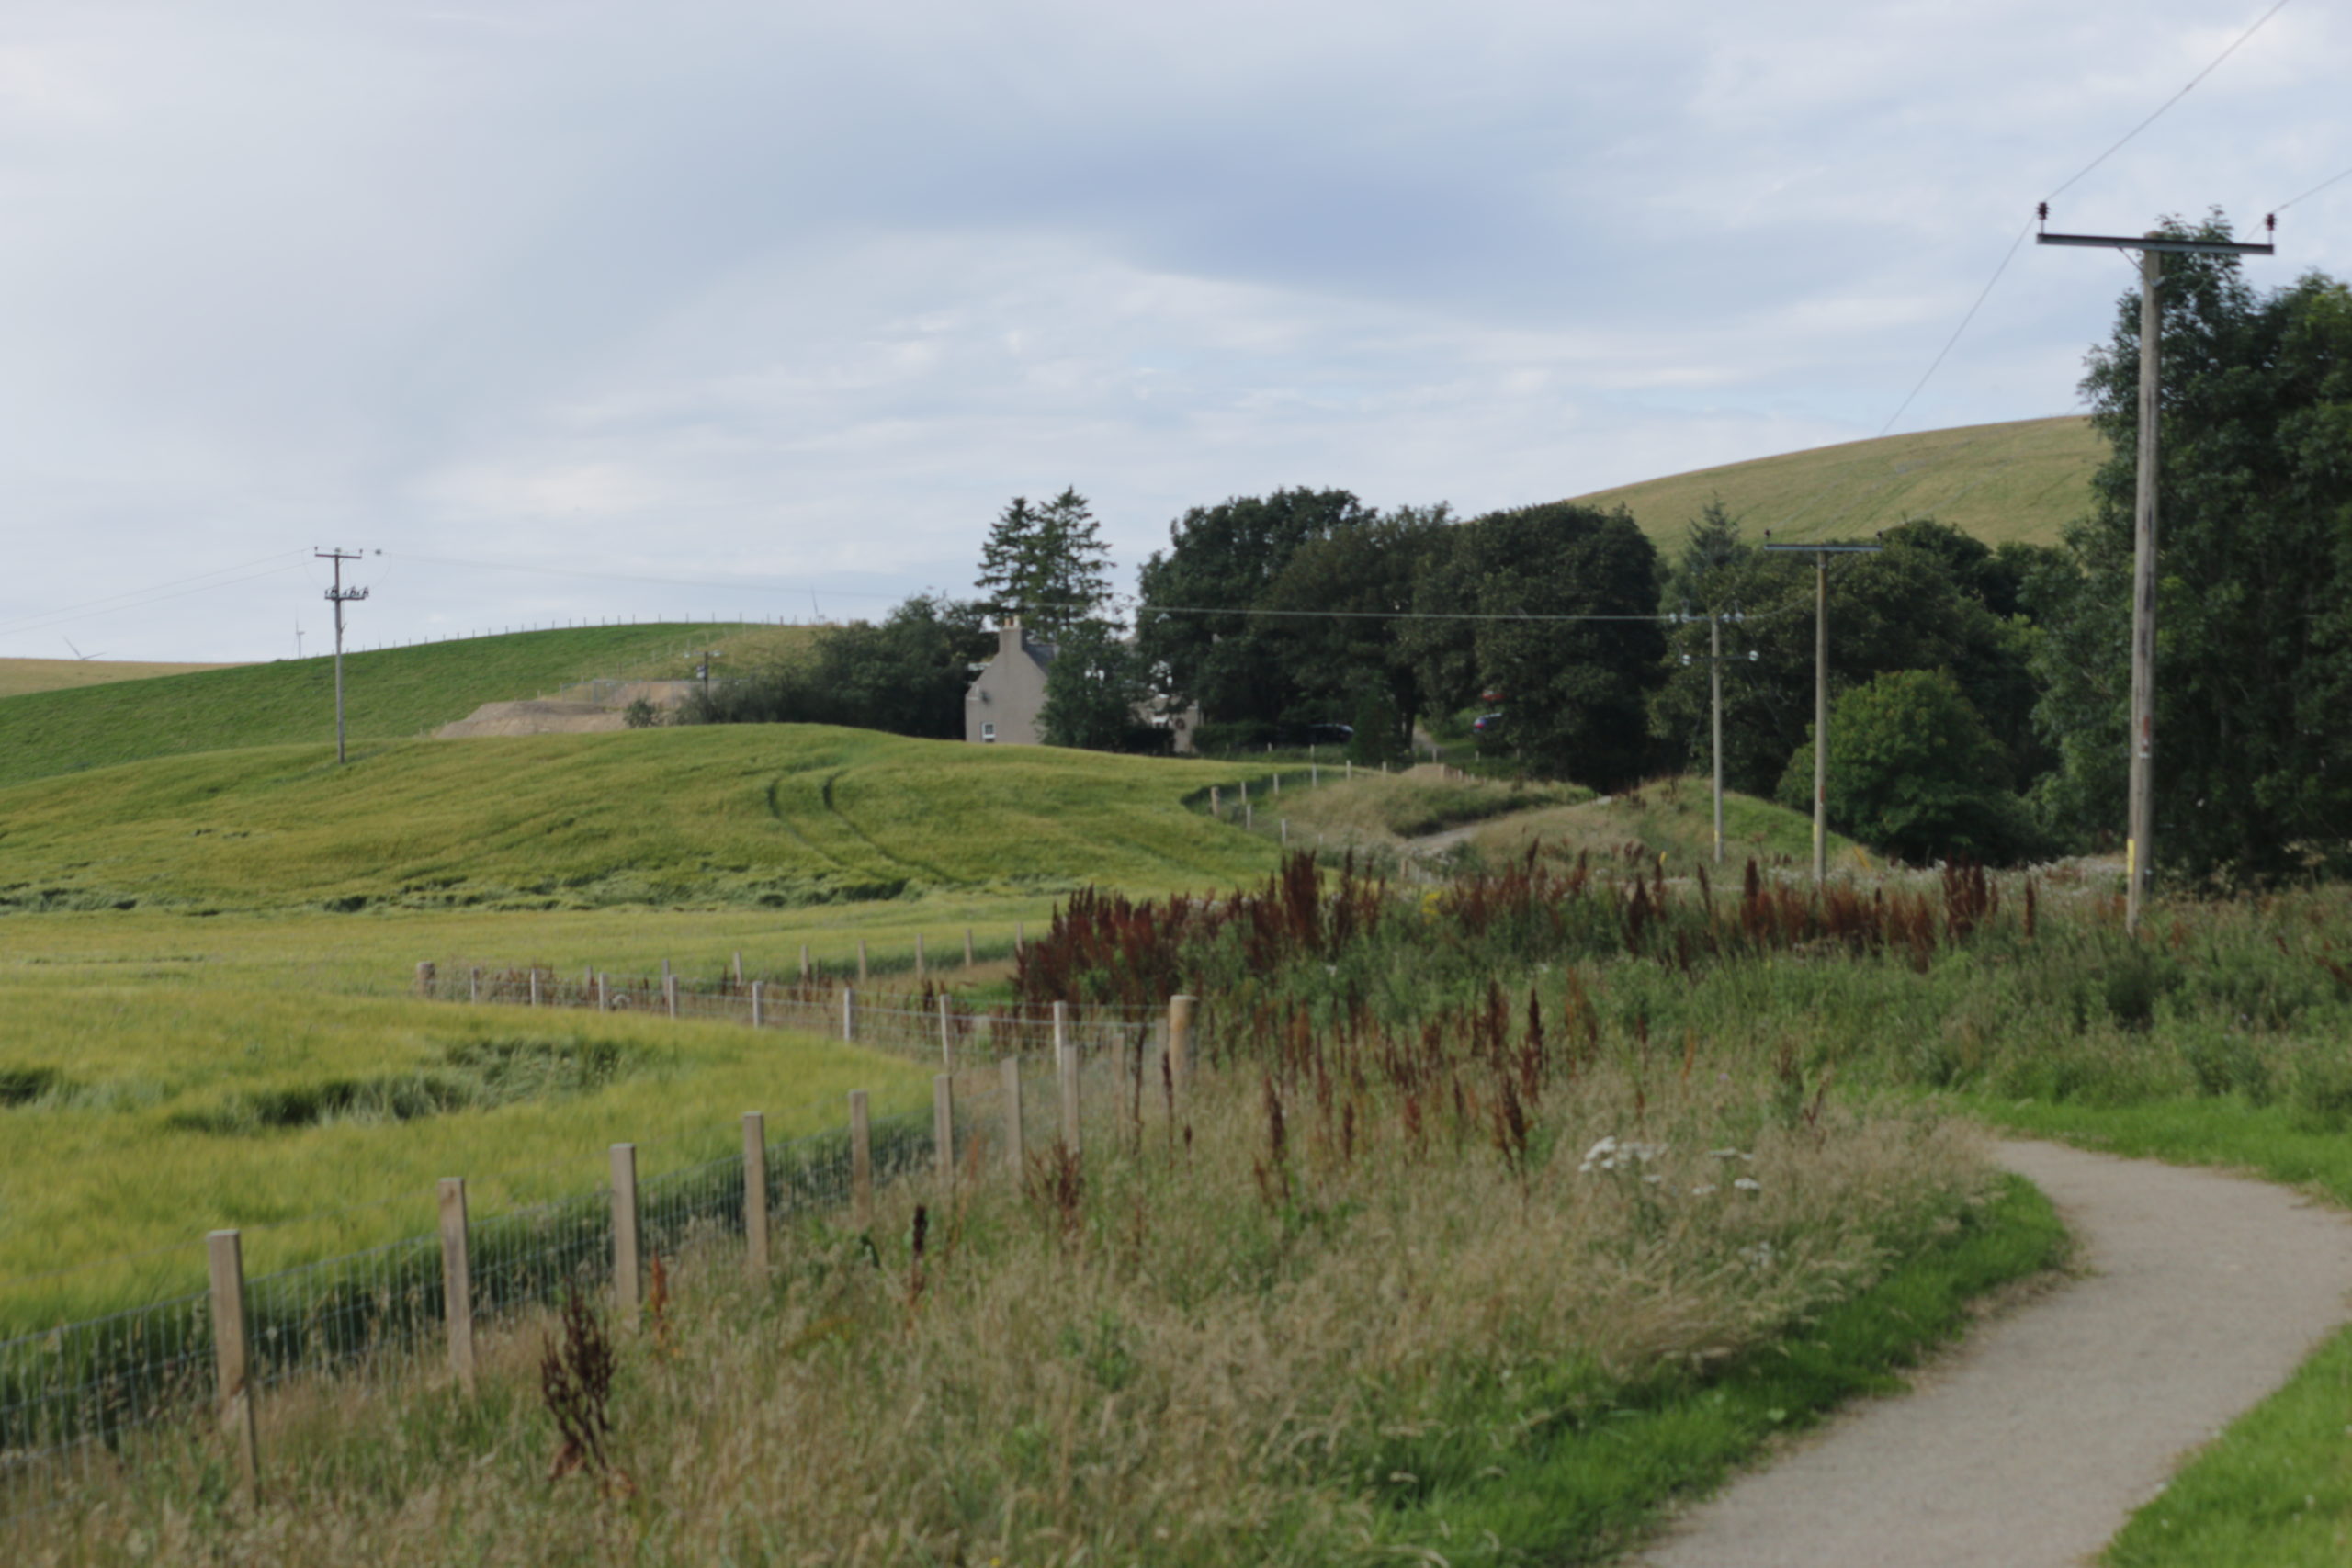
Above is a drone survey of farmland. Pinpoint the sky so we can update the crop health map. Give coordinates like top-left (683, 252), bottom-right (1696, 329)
top-left (1, 0), bottom-right (2345, 662)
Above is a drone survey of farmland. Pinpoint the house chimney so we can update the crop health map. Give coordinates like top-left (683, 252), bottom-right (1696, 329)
top-left (1000, 617), bottom-right (1025, 660)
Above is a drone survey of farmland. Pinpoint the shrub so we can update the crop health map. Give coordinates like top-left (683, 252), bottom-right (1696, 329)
top-left (1779, 670), bottom-right (2041, 864)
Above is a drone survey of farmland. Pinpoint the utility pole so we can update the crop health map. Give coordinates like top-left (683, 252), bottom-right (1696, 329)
top-left (1677, 609), bottom-right (1756, 864)
top-left (694, 649), bottom-right (722, 694)
top-left (2036, 215), bottom-right (2271, 932)
top-left (1762, 540), bottom-right (1880, 883)
top-left (316, 548), bottom-right (370, 764)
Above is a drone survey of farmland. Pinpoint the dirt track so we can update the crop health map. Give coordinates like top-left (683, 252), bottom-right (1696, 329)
top-left (1633, 1139), bottom-right (2352, 1567)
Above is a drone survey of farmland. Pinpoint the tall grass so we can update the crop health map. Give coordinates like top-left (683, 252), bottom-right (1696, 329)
top-left (9, 1023), bottom-right (2007, 1565)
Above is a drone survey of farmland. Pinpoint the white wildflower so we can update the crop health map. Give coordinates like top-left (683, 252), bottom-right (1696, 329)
top-left (1733, 1176), bottom-right (1762, 1193)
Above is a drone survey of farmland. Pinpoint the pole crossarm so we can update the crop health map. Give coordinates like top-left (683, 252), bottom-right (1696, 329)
top-left (2035, 231), bottom-right (2273, 256)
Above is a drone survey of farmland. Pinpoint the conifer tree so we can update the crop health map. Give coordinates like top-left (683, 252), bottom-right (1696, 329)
top-left (975, 488), bottom-right (1112, 638)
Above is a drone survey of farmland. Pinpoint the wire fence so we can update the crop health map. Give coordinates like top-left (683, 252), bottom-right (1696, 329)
top-left (0, 1101), bottom-right (939, 1529)
top-left (421, 961), bottom-right (1185, 1066)
top-left (1, 983), bottom-right (1200, 1530)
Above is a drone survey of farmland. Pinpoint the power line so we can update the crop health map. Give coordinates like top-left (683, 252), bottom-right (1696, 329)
top-left (2043, 0), bottom-right (2295, 205)
top-left (1875, 222), bottom-right (2035, 439)
top-left (0, 551), bottom-right (309, 638)
top-left (388, 549), bottom-right (1793, 628)
top-left (1755, 0), bottom-right (2295, 541)
top-left (2268, 160), bottom-right (2352, 215)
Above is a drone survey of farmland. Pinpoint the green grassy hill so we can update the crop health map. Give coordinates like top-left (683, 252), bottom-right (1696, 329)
top-left (1461, 774), bottom-right (1862, 873)
top-left (1570, 415), bottom-right (2102, 549)
top-left (0, 726), bottom-right (1277, 913)
top-left (0, 623), bottom-right (808, 790)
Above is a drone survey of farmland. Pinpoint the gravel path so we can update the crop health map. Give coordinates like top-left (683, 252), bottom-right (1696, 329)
top-left (1633, 1139), bottom-right (2352, 1568)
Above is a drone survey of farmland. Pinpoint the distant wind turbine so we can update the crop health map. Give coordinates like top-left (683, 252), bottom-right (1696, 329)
top-left (62, 637), bottom-right (107, 661)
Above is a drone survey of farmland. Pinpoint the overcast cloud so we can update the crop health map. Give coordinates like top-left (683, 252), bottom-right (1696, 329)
top-left (2, 0), bottom-right (2344, 660)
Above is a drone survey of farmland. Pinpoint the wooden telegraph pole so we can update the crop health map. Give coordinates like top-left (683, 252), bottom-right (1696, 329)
top-left (1761, 540), bottom-right (1880, 882)
top-left (316, 547), bottom-right (370, 765)
top-left (1677, 609), bottom-right (1756, 864)
top-left (2036, 215), bottom-right (2272, 931)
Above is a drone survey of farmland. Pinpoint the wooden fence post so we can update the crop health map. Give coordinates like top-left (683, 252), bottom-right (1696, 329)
top-left (1345, 759), bottom-right (1352, 780)
top-left (938, 995), bottom-right (955, 1070)
top-left (965, 927), bottom-right (976, 967)
top-left (1239, 779), bottom-right (1248, 805)
top-left (933, 1075), bottom-right (956, 1191)
top-left (664, 971), bottom-right (678, 1018)
top-left (1055, 1001), bottom-right (1080, 1155)
top-left (610, 1144), bottom-right (641, 1329)
top-left (914, 933), bottom-right (925, 981)
top-left (800, 943), bottom-right (812, 983)
top-left (1170, 994), bottom-right (1197, 1100)
top-left (751, 980), bottom-right (764, 1029)
top-left (1246, 802), bottom-right (1254, 830)
top-left (207, 1230), bottom-right (259, 1503)
top-left (842, 986), bottom-right (857, 1042)
top-left (1015, 919), bottom-right (1026, 956)
top-left (742, 1113), bottom-right (769, 1280)
top-left (528, 969), bottom-right (540, 1008)
top-left (1312, 761), bottom-right (1319, 785)
top-left (857, 939), bottom-right (868, 984)
top-left (1001, 1055), bottom-right (1023, 1173)
top-left (1211, 785), bottom-right (1221, 816)
top-left (849, 1090), bottom-right (873, 1228)
top-left (1281, 818), bottom-right (1289, 845)
top-left (438, 1179), bottom-right (475, 1395)
top-left (1272, 771), bottom-right (1281, 795)
top-left (595, 972), bottom-right (608, 1011)
top-left (732, 951), bottom-right (743, 985)
top-left (415, 961), bottom-right (435, 998)
top-left (469, 967), bottom-right (481, 1003)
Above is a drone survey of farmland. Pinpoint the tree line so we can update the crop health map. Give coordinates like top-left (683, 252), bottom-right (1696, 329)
top-left (681, 226), bottom-right (2350, 886)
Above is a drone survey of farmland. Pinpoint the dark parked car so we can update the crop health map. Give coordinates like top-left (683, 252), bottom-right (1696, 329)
top-left (1473, 712), bottom-right (1503, 734)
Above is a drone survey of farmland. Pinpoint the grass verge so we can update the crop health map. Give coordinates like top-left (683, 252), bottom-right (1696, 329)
top-left (1388, 1173), bottom-right (2067, 1562)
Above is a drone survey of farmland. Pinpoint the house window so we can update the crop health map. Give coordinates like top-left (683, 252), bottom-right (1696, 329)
top-left (981, 723), bottom-right (996, 743)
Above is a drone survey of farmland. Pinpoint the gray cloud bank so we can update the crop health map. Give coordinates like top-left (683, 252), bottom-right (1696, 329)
top-left (1, 0), bottom-right (2342, 660)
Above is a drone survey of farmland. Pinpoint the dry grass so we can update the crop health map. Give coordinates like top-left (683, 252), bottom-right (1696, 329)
top-left (15, 1034), bottom-right (1995, 1566)
top-left (0, 659), bottom-right (240, 699)
top-left (1565, 414), bottom-right (2100, 549)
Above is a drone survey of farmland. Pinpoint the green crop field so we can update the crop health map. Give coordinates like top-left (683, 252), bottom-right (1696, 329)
top-left (0, 621), bottom-right (812, 790)
top-left (0, 725), bottom-right (1279, 913)
top-left (0, 723), bottom-right (1288, 1323)
top-left (1569, 414), bottom-right (2102, 549)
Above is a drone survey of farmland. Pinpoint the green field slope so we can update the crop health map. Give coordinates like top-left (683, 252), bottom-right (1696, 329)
top-left (0, 623), bottom-right (808, 790)
top-left (1463, 774), bottom-right (1863, 872)
top-left (1570, 415), bottom-right (2102, 549)
top-left (0, 657), bottom-right (242, 697)
top-left (0, 726), bottom-right (1277, 912)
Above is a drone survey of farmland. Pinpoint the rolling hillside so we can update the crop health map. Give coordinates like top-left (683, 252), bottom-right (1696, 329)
top-left (0, 622), bottom-right (810, 790)
top-left (0, 726), bottom-right (1277, 912)
top-left (0, 657), bottom-right (243, 697)
top-left (1570, 415), bottom-right (2103, 549)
